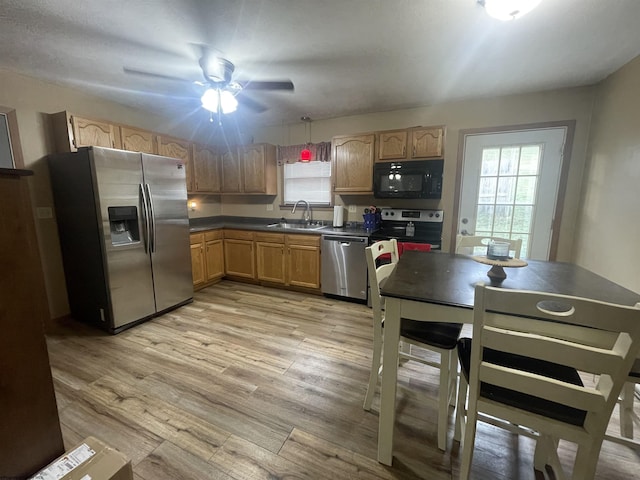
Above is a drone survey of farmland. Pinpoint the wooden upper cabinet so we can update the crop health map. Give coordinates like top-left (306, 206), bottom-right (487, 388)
top-left (332, 134), bottom-right (375, 193)
top-left (120, 126), bottom-right (156, 154)
top-left (376, 126), bottom-right (445, 161)
top-left (51, 111), bottom-right (121, 152)
top-left (193, 143), bottom-right (221, 193)
top-left (378, 129), bottom-right (408, 160)
top-left (157, 135), bottom-right (193, 191)
top-left (220, 146), bottom-right (242, 193)
top-left (238, 143), bottom-right (277, 194)
top-left (410, 126), bottom-right (444, 159)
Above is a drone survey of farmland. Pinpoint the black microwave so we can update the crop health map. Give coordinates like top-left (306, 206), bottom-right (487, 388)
top-left (373, 160), bottom-right (443, 199)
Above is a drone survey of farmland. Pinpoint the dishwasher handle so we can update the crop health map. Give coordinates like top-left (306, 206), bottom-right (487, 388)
top-left (322, 235), bottom-right (367, 245)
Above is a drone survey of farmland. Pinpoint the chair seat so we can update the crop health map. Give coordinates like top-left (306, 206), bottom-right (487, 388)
top-left (457, 337), bottom-right (586, 426)
top-left (630, 358), bottom-right (640, 378)
top-left (400, 319), bottom-right (462, 350)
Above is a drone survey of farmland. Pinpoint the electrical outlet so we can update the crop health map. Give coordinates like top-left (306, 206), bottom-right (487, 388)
top-left (348, 205), bottom-right (357, 213)
top-left (266, 204), bottom-right (274, 211)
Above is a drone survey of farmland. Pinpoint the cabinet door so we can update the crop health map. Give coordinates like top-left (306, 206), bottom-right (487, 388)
top-left (193, 144), bottom-right (221, 193)
top-left (71, 115), bottom-right (119, 149)
top-left (205, 239), bottom-right (224, 282)
top-left (286, 235), bottom-right (321, 289)
top-left (410, 127), bottom-right (444, 158)
top-left (287, 244), bottom-right (320, 289)
top-left (120, 126), bottom-right (156, 154)
top-left (239, 143), bottom-right (277, 194)
top-left (220, 147), bottom-right (242, 193)
top-left (158, 136), bottom-right (193, 191)
top-left (256, 242), bottom-right (286, 284)
top-left (378, 130), bottom-right (408, 160)
top-left (190, 234), bottom-right (205, 286)
top-left (224, 239), bottom-right (255, 278)
top-left (332, 134), bottom-right (375, 193)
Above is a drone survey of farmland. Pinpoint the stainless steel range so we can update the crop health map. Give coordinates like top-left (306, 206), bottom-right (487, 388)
top-left (370, 208), bottom-right (444, 249)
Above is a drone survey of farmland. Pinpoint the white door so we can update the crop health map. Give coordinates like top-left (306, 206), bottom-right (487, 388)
top-left (459, 128), bottom-right (566, 260)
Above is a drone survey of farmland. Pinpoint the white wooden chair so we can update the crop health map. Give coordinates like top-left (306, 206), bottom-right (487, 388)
top-left (364, 239), bottom-right (462, 450)
top-left (455, 234), bottom-right (523, 259)
top-left (454, 283), bottom-right (640, 480)
top-left (604, 359), bottom-right (640, 449)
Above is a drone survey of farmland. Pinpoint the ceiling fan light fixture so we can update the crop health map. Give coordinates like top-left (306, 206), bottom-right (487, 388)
top-left (479, 0), bottom-right (541, 21)
top-left (200, 88), bottom-right (238, 114)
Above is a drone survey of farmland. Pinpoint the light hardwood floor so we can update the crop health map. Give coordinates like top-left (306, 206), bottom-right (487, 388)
top-left (46, 281), bottom-right (640, 479)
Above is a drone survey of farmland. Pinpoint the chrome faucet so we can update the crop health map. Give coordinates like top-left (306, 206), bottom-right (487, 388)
top-left (292, 199), bottom-right (311, 225)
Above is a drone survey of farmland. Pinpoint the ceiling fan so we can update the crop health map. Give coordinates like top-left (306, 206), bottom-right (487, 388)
top-left (124, 47), bottom-right (294, 118)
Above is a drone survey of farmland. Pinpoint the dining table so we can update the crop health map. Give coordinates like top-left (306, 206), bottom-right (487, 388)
top-left (377, 251), bottom-right (640, 465)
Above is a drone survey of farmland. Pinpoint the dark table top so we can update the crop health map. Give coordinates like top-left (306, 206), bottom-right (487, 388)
top-left (381, 251), bottom-right (640, 309)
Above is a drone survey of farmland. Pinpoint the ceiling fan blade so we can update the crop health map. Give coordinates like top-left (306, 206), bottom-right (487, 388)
top-left (123, 67), bottom-right (191, 83)
top-left (238, 80), bottom-right (294, 91)
top-left (236, 93), bottom-right (268, 113)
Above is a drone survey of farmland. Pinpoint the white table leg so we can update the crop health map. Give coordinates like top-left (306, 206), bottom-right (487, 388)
top-left (377, 297), bottom-right (401, 465)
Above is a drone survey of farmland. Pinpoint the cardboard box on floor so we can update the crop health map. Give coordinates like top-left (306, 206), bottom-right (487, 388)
top-left (29, 436), bottom-right (132, 480)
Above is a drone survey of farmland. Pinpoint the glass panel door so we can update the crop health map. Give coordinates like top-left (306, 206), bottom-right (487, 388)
top-left (459, 128), bottom-right (566, 260)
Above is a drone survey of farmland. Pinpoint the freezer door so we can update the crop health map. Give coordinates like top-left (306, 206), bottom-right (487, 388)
top-left (141, 153), bottom-right (193, 312)
top-left (91, 148), bottom-right (156, 328)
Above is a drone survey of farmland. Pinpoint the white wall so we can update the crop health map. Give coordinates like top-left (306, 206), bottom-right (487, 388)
top-left (573, 55), bottom-right (640, 294)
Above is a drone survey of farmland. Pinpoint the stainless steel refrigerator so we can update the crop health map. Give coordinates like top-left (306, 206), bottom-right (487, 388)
top-left (49, 146), bottom-right (193, 333)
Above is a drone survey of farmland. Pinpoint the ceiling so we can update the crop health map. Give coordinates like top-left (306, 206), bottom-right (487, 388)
top-left (2, 0), bottom-right (640, 132)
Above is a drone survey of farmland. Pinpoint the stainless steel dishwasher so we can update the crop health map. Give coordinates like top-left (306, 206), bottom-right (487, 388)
top-left (321, 234), bottom-right (368, 301)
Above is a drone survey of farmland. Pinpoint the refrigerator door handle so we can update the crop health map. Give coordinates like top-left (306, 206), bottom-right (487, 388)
top-left (145, 183), bottom-right (156, 253)
top-left (139, 183), bottom-right (151, 253)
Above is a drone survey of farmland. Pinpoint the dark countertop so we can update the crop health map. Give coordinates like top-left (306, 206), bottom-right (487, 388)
top-left (189, 215), bottom-right (373, 238)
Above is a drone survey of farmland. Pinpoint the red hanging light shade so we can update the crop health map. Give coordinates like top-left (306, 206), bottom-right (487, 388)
top-left (300, 147), bottom-right (312, 162)
top-left (299, 115), bottom-right (313, 162)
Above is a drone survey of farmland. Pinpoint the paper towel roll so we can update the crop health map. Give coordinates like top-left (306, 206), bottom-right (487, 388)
top-left (333, 206), bottom-right (344, 227)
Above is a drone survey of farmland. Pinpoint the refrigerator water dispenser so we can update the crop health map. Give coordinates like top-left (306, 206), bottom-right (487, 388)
top-left (108, 206), bottom-right (140, 245)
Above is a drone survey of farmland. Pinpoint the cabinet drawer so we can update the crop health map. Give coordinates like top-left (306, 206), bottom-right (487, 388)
top-left (204, 230), bottom-right (223, 241)
top-left (190, 232), bottom-right (204, 245)
top-left (286, 234), bottom-right (321, 246)
top-left (255, 232), bottom-right (285, 243)
top-left (224, 229), bottom-right (255, 241)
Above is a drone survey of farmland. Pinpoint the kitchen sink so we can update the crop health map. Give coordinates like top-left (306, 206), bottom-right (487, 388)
top-left (266, 223), bottom-right (327, 231)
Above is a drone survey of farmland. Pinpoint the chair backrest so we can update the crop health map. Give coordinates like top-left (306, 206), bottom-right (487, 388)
top-left (365, 240), bottom-right (399, 322)
top-left (470, 283), bottom-right (640, 437)
top-left (456, 235), bottom-right (522, 259)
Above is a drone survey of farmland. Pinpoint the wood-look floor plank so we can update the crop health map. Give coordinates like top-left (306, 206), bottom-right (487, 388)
top-left (209, 434), bottom-right (333, 480)
top-left (83, 374), bottom-right (230, 461)
top-left (46, 280), bottom-right (639, 480)
top-left (136, 440), bottom-right (233, 480)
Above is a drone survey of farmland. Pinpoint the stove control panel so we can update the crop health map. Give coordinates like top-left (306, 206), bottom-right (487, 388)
top-left (380, 208), bottom-right (444, 223)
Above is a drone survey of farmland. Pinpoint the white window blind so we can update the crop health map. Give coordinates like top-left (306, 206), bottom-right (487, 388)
top-left (283, 161), bottom-right (332, 205)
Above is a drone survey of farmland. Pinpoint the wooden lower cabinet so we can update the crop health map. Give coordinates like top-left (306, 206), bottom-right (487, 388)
top-left (190, 228), bottom-right (322, 293)
top-left (190, 230), bottom-right (225, 289)
top-left (256, 232), bottom-right (286, 284)
top-left (286, 234), bottom-right (321, 289)
top-left (190, 234), bottom-right (206, 287)
top-left (256, 232), bottom-right (320, 290)
top-left (205, 232), bottom-right (225, 282)
top-left (224, 229), bottom-right (256, 280)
